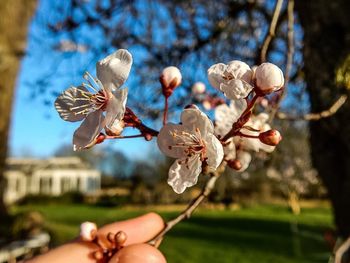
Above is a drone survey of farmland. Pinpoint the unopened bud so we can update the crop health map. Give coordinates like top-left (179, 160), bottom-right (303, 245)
top-left (227, 159), bottom-right (242, 170)
top-left (144, 133), bottom-right (153, 141)
top-left (255, 63), bottom-right (284, 95)
top-left (92, 250), bottom-right (104, 260)
top-left (259, 129), bottom-right (282, 146)
top-left (107, 232), bottom-right (115, 243)
top-left (80, 222), bottom-right (97, 241)
top-left (202, 100), bottom-right (212, 110)
top-left (160, 66), bottom-right (182, 97)
top-left (192, 82), bottom-right (206, 94)
top-left (115, 231), bottom-right (127, 245)
top-left (95, 133), bottom-right (106, 144)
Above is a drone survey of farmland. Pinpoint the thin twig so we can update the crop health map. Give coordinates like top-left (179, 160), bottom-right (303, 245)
top-left (276, 95), bottom-right (348, 121)
top-left (260, 0), bottom-right (284, 63)
top-left (148, 162), bottom-right (226, 247)
top-left (269, 0), bottom-right (294, 122)
top-left (335, 236), bottom-right (350, 263)
top-left (106, 134), bottom-right (144, 139)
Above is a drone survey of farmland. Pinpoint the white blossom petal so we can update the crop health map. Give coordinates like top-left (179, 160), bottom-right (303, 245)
top-left (214, 99), bottom-right (247, 137)
top-left (105, 88), bottom-right (128, 129)
top-left (207, 63), bottom-right (227, 90)
top-left (236, 151), bottom-right (252, 172)
top-left (96, 49), bottom-right (133, 91)
top-left (220, 79), bottom-right (253, 100)
top-left (226, 60), bottom-right (253, 84)
top-left (205, 134), bottom-right (224, 169)
top-left (180, 108), bottom-right (214, 136)
top-left (73, 110), bottom-right (105, 151)
top-left (157, 124), bottom-right (189, 159)
top-left (223, 139), bottom-right (236, 160)
top-left (55, 86), bottom-right (91, 122)
top-left (168, 155), bottom-right (202, 194)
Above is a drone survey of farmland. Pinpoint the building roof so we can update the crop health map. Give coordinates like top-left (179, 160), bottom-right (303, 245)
top-left (6, 157), bottom-right (93, 175)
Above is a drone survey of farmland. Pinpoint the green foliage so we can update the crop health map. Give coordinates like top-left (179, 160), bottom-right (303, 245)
top-left (13, 204), bottom-right (333, 263)
top-left (18, 191), bottom-right (85, 205)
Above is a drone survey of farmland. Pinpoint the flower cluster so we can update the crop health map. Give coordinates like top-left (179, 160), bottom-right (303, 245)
top-left (54, 49), bottom-right (283, 194)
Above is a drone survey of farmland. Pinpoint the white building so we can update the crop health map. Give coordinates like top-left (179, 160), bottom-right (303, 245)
top-left (4, 157), bottom-right (101, 204)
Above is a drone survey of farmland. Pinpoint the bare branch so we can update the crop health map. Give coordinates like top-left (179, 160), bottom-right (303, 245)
top-left (335, 236), bottom-right (350, 263)
top-left (269, 0), bottom-right (294, 122)
top-left (277, 95), bottom-right (348, 121)
top-left (260, 0), bottom-right (284, 63)
top-left (148, 162), bottom-right (226, 247)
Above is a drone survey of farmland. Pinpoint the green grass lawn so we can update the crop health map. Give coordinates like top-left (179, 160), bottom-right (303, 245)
top-left (13, 204), bottom-right (333, 263)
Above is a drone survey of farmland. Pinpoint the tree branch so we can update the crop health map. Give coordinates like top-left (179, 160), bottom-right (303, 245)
top-left (148, 162), bottom-right (226, 248)
top-left (260, 0), bottom-right (284, 63)
top-left (335, 236), bottom-right (350, 263)
top-left (269, 0), bottom-right (294, 122)
top-left (276, 95), bottom-right (348, 121)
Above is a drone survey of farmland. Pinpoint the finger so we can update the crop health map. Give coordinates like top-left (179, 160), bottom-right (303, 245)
top-left (98, 212), bottom-right (164, 245)
top-left (27, 213), bottom-right (164, 263)
top-left (109, 244), bottom-right (167, 263)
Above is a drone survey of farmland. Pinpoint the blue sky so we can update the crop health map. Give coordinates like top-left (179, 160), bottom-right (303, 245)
top-left (8, 1), bottom-right (157, 159)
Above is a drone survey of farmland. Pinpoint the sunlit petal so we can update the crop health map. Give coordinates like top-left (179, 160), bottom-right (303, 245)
top-left (105, 88), bottom-right (128, 129)
top-left (73, 110), bottom-right (104, 151)
top-left (96, 49), bottom-right (133, 91)
top-left (55, 86), bottom-right (91, 122)
top-left (168, 155), bottom-right (202, 194)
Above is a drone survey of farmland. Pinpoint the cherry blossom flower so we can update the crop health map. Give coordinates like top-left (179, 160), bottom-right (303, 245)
top-left (208, 60), bottom-right (254, 99)
top-left (157, 107), bottom-right (224, 194)
top-left (214, 99), bottom-right (247, 138)
top-left (55, 49), bottom-right (132, 150)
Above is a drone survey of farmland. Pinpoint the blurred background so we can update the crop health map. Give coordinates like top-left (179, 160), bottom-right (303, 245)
top-left (0, 0), bottom-right (350, 262)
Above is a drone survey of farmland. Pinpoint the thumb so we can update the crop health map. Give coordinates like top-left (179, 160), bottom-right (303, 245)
top-left (108, 244), bottom-right (166, 263)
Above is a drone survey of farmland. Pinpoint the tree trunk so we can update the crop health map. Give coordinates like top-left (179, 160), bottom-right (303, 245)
top-left (295, 0), bottom-right (350, 237)
top-left (0, 0), bottom-right (37, 218)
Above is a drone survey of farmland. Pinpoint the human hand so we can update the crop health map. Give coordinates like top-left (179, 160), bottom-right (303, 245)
top-left (26, 213), bottom-right (166, 263)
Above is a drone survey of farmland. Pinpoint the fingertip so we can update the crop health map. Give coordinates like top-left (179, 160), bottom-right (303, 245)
top-left (109, 244), bottom-right (166, 263)
top-left (98, 212), bottom-right (165, 245)
top-left (143, 212), bottom-right (165, 228)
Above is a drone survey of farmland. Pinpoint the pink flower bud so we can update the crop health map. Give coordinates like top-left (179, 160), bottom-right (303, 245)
top-left (255, 63), bottom-right (284, 94)
top-left (115, 231), bottom-right (127, 245)
top-left (259, 129), bottom-right (282, 146)
top-left (80, 221), bottom-right (97, 241)
top-left (95, 133), bottom-right (106, 144)
top-left (227, 159), bottom-right (242, 171)
top-left (160, 66), bottom-right (182, 97)
top-left (192, 82), bottom-right (206, 94)
top-left (202, 100), bottom-right (212, 110)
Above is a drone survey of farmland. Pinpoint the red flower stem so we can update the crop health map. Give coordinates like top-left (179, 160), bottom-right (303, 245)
top-left (163, 96), bottom-right (169, 126)
top-left (221, 94), bottom-right (259, 142)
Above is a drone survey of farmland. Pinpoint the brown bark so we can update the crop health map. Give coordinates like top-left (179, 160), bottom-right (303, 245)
top-left (0, 0), bottom-right (37, 217)
top-left (295, 0), bottom-right (350, 237)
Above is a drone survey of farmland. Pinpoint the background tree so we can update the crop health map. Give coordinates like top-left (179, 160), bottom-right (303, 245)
top-left (295, 0), bottom-right (350, 238)
top-left (0, 0), bottom-right (37, 218)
